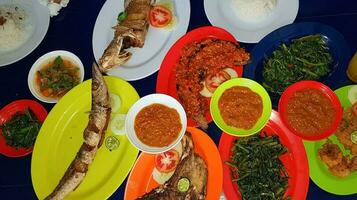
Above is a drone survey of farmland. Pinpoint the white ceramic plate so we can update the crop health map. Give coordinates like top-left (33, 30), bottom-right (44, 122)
top-left (0, 0), bottom-right (50, 67)
top-left (204, 0), bottom-right (299, 43)
top-left (92, 0), bottom-right (190, 81)
top-left (27, 50), bottom-right (85, 103)
top-left (125, 94), bottom-right (187, 154)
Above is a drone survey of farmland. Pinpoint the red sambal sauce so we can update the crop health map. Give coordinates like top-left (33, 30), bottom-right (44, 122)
top-left (218, 86), bottom-right (263, 130)
top-left (134, 103), bottom-right (182, 147)
top-left (285, 88), bottom-right (336, 136)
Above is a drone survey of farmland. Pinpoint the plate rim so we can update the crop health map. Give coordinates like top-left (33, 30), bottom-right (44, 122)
top-left (31, 76), bottom-right (140, 199)
top-left (123, 126), bottom-right (224, 200)
top-left (219, 110), bottom-right (309, 200)
top-left (203, 0), bottom-right (299, 43)
top-left (92, 0), bottom-right (191, 81)
top-left (210, 78), bottom-right (272, 137)
top-left (0, 99), bottom-right (47, 157)
top-left (156, 25), bottom-right (243, 127)
top-left (303, 85), bottom-right (357, 195)
top-left (243, 22), bottom-right (352, 107)
top-left (0, 0), bottom-right (50, 67)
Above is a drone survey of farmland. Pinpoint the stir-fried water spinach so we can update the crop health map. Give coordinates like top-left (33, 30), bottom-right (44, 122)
top-left (262, 34), bottom-right (333, 94)
top-left (1, 109), bottom-right (42, 149)
top-left (227, 134), bottom-right (290, 200)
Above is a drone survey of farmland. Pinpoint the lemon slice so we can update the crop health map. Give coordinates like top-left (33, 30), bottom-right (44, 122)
top-left (110, 114), bottom-right (126, 135)
top-left (348, 85), bottom-right (357, 105)
top-left (351, 131), bottom-right (357, 144)
top-left (105, 136), bottom-right (120, 151)
top-left (110, 93), bottom-right (122, 113)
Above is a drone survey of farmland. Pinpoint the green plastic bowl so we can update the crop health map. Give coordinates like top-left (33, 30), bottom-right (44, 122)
top-left (210, 78), bottom-right (272, 137)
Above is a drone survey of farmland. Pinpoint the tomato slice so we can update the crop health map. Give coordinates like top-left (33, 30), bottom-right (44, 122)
top-left (149, 5), bottom-right (172, 28)
top-left (154, 149), bottom-right (179, 173)
top-left (205, 70), bottom-right (232, 93)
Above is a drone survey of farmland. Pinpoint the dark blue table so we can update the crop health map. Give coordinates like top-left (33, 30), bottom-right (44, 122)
top-left (1, 0), bottom-right (357, 199)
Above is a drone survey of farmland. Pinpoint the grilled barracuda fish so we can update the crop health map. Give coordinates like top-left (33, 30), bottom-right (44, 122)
top-left (44, 63), bottom-right (111, 200)
top-left (137, 135), bottom-right (208, 200)
top-left (98, 0), bottom-right (153, 73)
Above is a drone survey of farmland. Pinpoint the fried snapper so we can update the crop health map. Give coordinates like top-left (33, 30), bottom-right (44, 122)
top-left (175, 39), bottom-right (250, 129)
top-left (98, 0), bottom-right (153, 72)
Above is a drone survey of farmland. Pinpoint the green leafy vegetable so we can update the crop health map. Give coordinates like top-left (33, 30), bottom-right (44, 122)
top-left (117, 11), bottom-right (127, 22)
top-left (227, 134), bottom-right (290, 200)
top-left (262, 34), bottom-right (333, 94)
top-left (1, 109), bottom-right (42, 149)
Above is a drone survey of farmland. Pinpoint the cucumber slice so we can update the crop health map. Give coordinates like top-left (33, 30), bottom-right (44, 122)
top-left (351, 131), bottom-right (357, 144)
top-left (177, 177), bottom-right (190, 192)
top-left (110, 93), bottom-right (122, 113)
top-left (348, 85), bottom-right (357, 105)
top-left (110, 114), bottom-right (126, 136)
top-left (152, 168), bottom-right (174, 184)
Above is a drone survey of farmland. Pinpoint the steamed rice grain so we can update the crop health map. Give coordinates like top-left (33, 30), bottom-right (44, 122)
top-left (0, 5), bottom-right (33, 52)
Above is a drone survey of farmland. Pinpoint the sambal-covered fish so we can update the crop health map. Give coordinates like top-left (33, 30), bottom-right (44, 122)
top-left (175, 39), bottom-right (250, 129)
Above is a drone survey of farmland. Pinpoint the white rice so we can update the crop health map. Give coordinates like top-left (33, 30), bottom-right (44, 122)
top-left (38, 0), bottom-right (69, 17)
top-left (232, 0), bottom-right (277, 22)
top-left (0, 4), bottom-right (33, 52)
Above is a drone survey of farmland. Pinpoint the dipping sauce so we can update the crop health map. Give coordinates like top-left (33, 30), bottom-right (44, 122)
top-left (286, 88), bottom-right (336, 135)
top-left (134, 103), bottom-right (182, 147)
top-left (218, 86), bottom-right (263, 129)
top-left (35, 56), bottom-right (81, 99)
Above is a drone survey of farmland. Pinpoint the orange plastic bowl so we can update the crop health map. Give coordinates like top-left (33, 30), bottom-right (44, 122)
top-left (278, 81), bottom-right (343, 141)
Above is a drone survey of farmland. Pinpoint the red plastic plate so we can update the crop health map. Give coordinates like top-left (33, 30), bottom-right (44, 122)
top-left (219, 110), bottom-right (309, 200)
top-left (0, 99), bottom-right (47, 157)
top-left (278, 80), bottom-right (343, 141)
top-left (156, 26), bottom-right (243, 127)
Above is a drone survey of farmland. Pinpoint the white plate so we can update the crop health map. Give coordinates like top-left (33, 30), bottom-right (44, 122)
top-left (28, 50), bottom-right (85, 103)
top-left (92, 0), bottom-right (190, 81)
top-left (125, 94), bottom-right (187, 154)
top-left (0, 0), bottom-right (50, 67)
top-left (204, 0), bottom-right (299, 43)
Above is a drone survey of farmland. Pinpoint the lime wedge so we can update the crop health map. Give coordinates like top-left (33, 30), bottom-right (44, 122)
top-left (177, 177), bottom-right (190, 192)
top-left (105, 136), bottom-right (120, 151)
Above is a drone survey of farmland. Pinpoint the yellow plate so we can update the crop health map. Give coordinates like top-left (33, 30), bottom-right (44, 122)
top-left (31, 76), bottom-right (140, 199)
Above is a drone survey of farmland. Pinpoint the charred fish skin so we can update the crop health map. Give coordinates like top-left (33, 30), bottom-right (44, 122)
top-left (137, 135), bottom-right (208, 200)
top-left (98, 0), bottom-right (153, 73)
top-left (44, 64), bottom-right (111, 200)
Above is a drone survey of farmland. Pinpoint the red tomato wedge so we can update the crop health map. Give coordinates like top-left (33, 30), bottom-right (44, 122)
top-left (154, 149), bottom-right (179, 173)
top-left (149, 5), bottom-right (172, 28)
top-left (205, 70), bottom-right (232, 93)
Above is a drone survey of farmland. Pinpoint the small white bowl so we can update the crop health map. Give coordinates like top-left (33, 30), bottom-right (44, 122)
top-left (27, 50), bottom-right (85, 103)
top-left (125, 94), bottom-right (187, 154)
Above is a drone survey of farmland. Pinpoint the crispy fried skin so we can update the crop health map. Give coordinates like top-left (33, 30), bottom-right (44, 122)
top-left (44, 64), bottom-right (111, 200)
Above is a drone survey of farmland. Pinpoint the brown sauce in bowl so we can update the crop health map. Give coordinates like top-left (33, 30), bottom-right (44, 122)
top-left (218, 86), bottom-right (263, 129)
top-left (286, 88), bottom-right (336, 135)
top-left (134, 103), bottom-right (182, 147)
top-left (35, 56), bottom-right (80, 99)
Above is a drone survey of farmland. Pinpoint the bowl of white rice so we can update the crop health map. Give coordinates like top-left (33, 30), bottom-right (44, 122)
top-left (0, 0), bottom-right (50, 67)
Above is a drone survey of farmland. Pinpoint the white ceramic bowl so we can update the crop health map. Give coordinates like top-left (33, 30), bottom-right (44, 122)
top-left (0, 0), bottom-right (50, 66)
top-left (125, 94), bottom-right (187, 154)
top-left (27, 50), bottom-right (85, 103)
